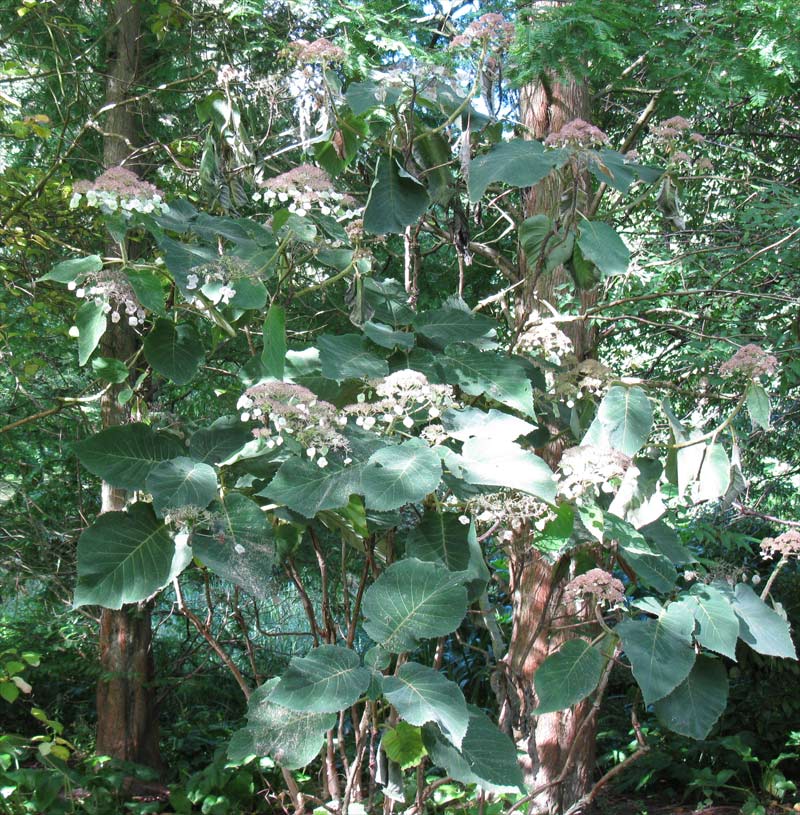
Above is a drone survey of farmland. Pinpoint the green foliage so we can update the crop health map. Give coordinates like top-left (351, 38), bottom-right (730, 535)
top-left (2, 0), bottom-right (800, 810)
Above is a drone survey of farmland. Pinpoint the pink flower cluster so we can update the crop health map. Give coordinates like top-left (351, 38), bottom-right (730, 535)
top-left (264, 164), bottom-right (333, 193)
top-left (544, 119), bottom-right (609, 149)
top-left (719, 344), bottom-right (778, 379)
top-left (450, 13), bottom-right (515, 48)
top-left (73, 166), bottom-right (159, 199)
top-left (761, 529), bottom-right (800, 559)
top-left (289, 38), bottom-right (345, 63)
top-left (650, 116), bottom-right (692, 140)
top-left (564, 568), bottom-right (625, 604)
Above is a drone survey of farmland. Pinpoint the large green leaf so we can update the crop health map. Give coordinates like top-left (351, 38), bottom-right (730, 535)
top-left (73, 423), bottom-right (183, 491)
top-left (533, 639), bottom-right (605, 714)
top-left (145, 456), bottom-right (218, 516)
top-left (126, 269), bottom-right (166, 315)
top-left (468, 139), bottom-right (564, 202)
top-left (439, 344), bottom-right (534, 416)
top-left (422, 706), bottom-right (525, 794)
top-left (189, 418), bottom-right (252, 465)
top-left (261, 305), bottom-right (286, 380)
top-left (576, 220), bottom-right (630, 277)
top-left (363, 321), bottom-right (415, 351)
top-left (413, 308), bottom-right (496, 348)
top-left (76, 300), bottom-right (106, 366)
top-left (40, 254), bottom-right (103, 283)
top-left (362, 278), bottom-right (414, 327)
top-left (382, 722), bottom-right (427, 770)
top-left (617, 602), bottom-right (696, 704)
top-left (654, 656), bottom-right (728, 740)
top-left (640, 520), bottom-right (695, 565)
top-left (683, 584), bottom-right (740, 660)
top-left (694, 443), bottom-right (731, 503)
top-left (364, 157), bottom-right (429, 235)
top-left (442, 407), bottom-right (534, 442)
top-left (191, 494), bottom-right (274, 597)
top-left (730, 583), bottom-right (797, 659)
top-left (457, 437), bottom-right (556, 503)
top-left (362, 559), bottom-right (468, 652)
top-left (262, 458), bottom-right (364, 518)
top-left (74, 503), bottom-right (187, 609)
top-left (746, 383), bottom-right (770, 430)
top-left (405, 512), bottom-right (489, 598)
top-left (345, 80), bottom-right (402, 114)
top-left (318, 334), bottom-right (389, 381)
top-left (405, 511), bottom-right (474, 573)
top-left (589, 149), bottom-right (662, 193)
top-left (383, 662), bottom-right (469, 748)
top-left (271, 645), bottom-right (371, 713)
top-left (606, 514), bottom-right (676, 593)
top-left (143, 319), bottom-right (205, 385)
top-left (362, 438), bottom-right (442, 511)
top-left (589, 386), bottom-right (653, 456)
top-left (228, 678), bottom-right (335, 769)
top-left (519, 215), bottom-right (575, 275)
top-left (158, 236), bottom-right (217, 294)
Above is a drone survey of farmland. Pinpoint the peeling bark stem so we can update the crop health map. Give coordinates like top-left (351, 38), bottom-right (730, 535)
top-left (94, 0), bottom-right (164, 772)
top-left (504, 60), bottom-right (603, 813)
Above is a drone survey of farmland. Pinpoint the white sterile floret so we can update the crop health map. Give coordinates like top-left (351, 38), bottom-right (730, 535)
top-left (240, 412), bottom-right (250, 422)
top-left (234, 543), bottom-right (246, 554)
top-left (306, 447), bottom-right (316, 458)
top-left (186, 274), bottom-right (199, 290)
top-left (458, 515), bottom-right (470, 525)
top-left (67, 281), bottom-right (77, 291)
top-left (402, 416), bottom-right (414, 428)
top-left (237, 394), bottom-right (254, 410)
top-left (317, 457), bottom-right (328, 468)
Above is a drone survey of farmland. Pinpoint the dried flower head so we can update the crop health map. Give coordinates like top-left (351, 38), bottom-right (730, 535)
top-left (544, 119), bottom-right (609, 149)
top-left (761, 530), bottom-right (800, 559)
top-left (719, 344), bottom-right (778, 379)
top-left (564, 568), bottom-right (625, 604)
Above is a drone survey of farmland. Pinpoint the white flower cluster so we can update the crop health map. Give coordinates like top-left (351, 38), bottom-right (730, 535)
top-left (238, 381), bottom-right (349, 467)
top-left (515, 312), bottom-right (574, 364)
top-left (252, 164), bottom-right (361, 222)
top-left (558, 445), bottom-right (631, 501)
top-left (467, 490), bottom-right (557, 545)
top-left (67, 270), bottom-right (145, 327)
top-left (69, 167), bottom-right (167, 215)
top-left (554, 359), bottom-right (611, 405)
top-left (186, 256), bottom-right (250, 308)
top-left (344, 370), bottom-right (455, 435)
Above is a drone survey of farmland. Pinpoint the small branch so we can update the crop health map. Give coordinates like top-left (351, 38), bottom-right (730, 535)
top-left (286, 558), bottom-right (322, 645)
top-left (171, 578), bottom-right (251, 700)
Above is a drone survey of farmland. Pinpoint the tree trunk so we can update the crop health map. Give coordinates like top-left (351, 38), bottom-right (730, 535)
top-left (94, 0), bottom-right (161, 771)
top-left (502, 70), bottom-right (599, 813)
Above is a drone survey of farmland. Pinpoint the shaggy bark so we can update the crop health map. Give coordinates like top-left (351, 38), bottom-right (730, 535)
top-left (502, 70), bottom-right (599, 814)
top-left (93, 0), bottom-right (161, 771)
